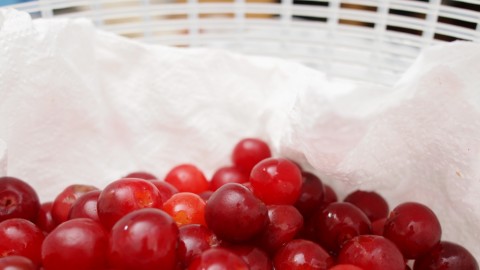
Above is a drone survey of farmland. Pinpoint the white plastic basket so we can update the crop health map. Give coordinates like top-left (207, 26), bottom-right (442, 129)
top-left (4, 0), bottom-right (480, 86)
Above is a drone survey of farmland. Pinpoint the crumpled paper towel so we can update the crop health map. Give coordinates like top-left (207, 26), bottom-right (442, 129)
top-left (1, 8), bottom-right (479, 261)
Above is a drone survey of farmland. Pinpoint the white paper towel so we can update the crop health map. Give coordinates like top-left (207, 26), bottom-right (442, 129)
top-left (0, 8), bottom-right (479, 261)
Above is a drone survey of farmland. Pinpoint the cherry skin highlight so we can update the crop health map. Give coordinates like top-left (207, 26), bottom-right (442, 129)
top-left (41, 218), bottom-right (108, 270)
top-left (0, 177), bottom-right (40, 223)
top-left (250, 158), bottom-right (302, 205)
top-left (0, 255), bottom-right (36, 270)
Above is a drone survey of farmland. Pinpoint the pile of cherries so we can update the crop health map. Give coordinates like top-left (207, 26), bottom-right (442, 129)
top-left (0, 138), bottom-right (478, 270)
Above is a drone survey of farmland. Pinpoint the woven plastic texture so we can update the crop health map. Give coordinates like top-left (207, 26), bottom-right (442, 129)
top-left (4, 0), bottom-right (480, 85)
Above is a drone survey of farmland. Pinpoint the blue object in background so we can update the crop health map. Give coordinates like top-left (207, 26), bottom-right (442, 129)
top-left (1, 0), bottom-right (34, 6)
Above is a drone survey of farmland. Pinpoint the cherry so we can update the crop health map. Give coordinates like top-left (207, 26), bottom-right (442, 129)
top-left (323, 184), bottom-right (338, 205)
top-left (108, 208), bottom-right (178, 270)
top-left (124, 171), bottom-right (157, 180)
top-left (0, 255), bottom-right (36, 270)
top-left (383, 202), bottom-right (441, 259)
top-left (273, 239), bottom-right (334, 270)
top-left (187, 248), bottom-right (249, 270)
top-left (371, 217), bottom-right (386, 236)
top-left (205, 183), bottom-right (268, 243)
top-left (231, 138), bottom-right (271, 176)
top-left (343, 190), bottom-right (389, 222)
top-left (97, 178), bottom-right (163, 230)
top-left (35, 202), bottom-right (56, 233)
top-left (51, 184), bottom-right (98, 224)
top-left (149, 180), bottom-right (178, 202)
top-left (162, 192), bottom-right (206, 226)
top-left (0, 177), bottom-right (40, 223)
top-left (42, 218), bottom-right (108, 270)
top-left (250, 158), bottom-right (302, 205)
top-left (256, 205), bottom-right (303, 254)
top-left (337, 235), bottom-right (405, 270)
top-left (178, 224), bottom-right (220, 267)
top-left (0, 218), bottom-right (44, 267)
top-left (226, 245), bottom-right (273, 270)
top-left (68, 190), bottom-right (101, 221)
top-left (164, 164), bottom-right (209, 194)
top-left (198, 191), bottom-right (213, 201)
top-left (294, 172), bottom-right (325, 218)
top-left (413, 241), bottom-right (479, 270)
top-left (311, 202), bottom-right (371, 255)
top-left (209, 166), bottom-right (248, 191)
top-left (329, 265), bottom-right (364, 270)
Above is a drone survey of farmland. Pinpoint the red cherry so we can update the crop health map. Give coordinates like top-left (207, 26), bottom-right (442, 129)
top-left (343, 190), bottom-right (389, 222)
top-left (124, 171), bottom-right (157, 180)
top-left (164, 164), bottom-right (209, 194)
top-left (97, 178), bottom-right (163, 230)
top-left (273, 239), bottom-right (334, 270)
top-left (257, 205), bottom-right (304, 254)
top-left (187, 248), bottom-right (249, 270)
top-left (205, 183), bottom-right (268, 243)
top-left (108, 209), bottom-right (179, 270)
top-left (209, 166), bottom-right (248, 191)
top-left (162, 192), bottom-right (206, 226)
top-left (371, 217), bottom-right (386, 236)
top-left (294, 172), bottom-right (325, 218)
top-left (337, 235), bottom-right (405, 270)
top-left (0, 218), bottom-right (44, 267)
top-left (323, 184), bottom-right (338, 205)
top-left (250, 158), bottom-right (302, 205)
top-left (42, 218), bottom-right (108, 270)
top-left (231, 138), bottom-right (271, 176)
top-left (198, 191), bottom-right (213, 201)
top-left (177, 224), bottom-right (220, 267)
top-left (311, 202), bottom-right (371, 255)
top-left (51, 184), bottom-right (98, 224)
top-left (329, 265), bottom-right (364, 270)
top-left (0, 256), bottom-right (36, 270)
top-left (413, 241), bottom-right (479, 270)
top-left (35, 201), bottom-right (57, 233)
top-left (68, 190), bottom-right (101, 222)
top-left (149, 180), bottom-right (178, 202)
top-left (383, 202), bottom-right (441, 259)
top-left (0, 177), bottom-right (40, 223)
top-left (226, 245), bottom-right (273, 270)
